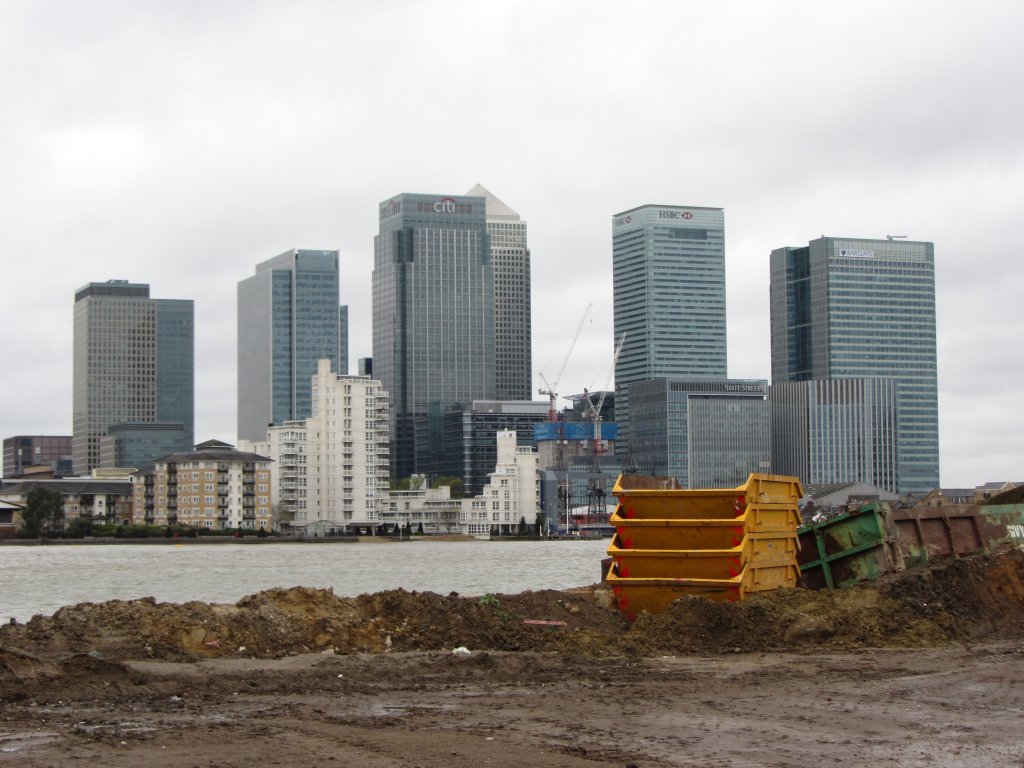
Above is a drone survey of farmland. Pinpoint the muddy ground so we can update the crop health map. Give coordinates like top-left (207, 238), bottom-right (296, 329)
top-left (2, 550), bottom-right (1024, 766)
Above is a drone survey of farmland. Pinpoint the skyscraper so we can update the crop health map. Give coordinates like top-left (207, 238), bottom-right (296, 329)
top-left (629, 378), bottom-right (770, 488)
top-left (769, 236), bottom-right (938, 494)
top-left (72, 280), bottom-right (194, 474)
top-left (467, 183), bottom-right (532, 401)
top-left (373, 192), bottom-right (495, 479)
top-left (612, 205), bottom-right (727, 452)
top-left (770, 378), bottom-right (898, 493)
top-left (237, 249), bottom-right (347, 442)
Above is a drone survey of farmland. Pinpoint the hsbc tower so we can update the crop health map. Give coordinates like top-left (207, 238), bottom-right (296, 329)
top-left (612, 204), bottom-right (728, 455)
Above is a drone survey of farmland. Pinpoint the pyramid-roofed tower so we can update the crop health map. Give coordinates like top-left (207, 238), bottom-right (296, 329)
top-left (466, 183), bottom-right (520, 220)
top-left (466, 184), bottom-right (532, 401)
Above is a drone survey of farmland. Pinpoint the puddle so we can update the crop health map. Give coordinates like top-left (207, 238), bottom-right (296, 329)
top-left (0, 730), bottom-right (60, 753)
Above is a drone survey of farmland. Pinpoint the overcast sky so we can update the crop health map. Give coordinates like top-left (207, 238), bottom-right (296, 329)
top-left (2, 1), bottom-right (1021, 488)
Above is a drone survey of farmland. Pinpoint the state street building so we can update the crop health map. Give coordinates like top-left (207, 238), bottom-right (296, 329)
top-left (630, 378), bottom-right (770, 489)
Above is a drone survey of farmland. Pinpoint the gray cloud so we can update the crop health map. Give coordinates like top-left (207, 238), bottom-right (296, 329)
top-left (1, 0), bottom-right (1021, 486)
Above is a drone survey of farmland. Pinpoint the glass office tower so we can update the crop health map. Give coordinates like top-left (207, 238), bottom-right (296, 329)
top-left (769, 236), bottom-right (938, 495)
top-left (373, 193), bottom-right (495, 479)
top-left (770, 378), bottom-right (898, 493)
top-left (237, 249), bottom-right (345, 442)
top-left (612, 205), bottom-right (727, 453)
top-left (467, 184), bottom-right (532, 401)
top-left (72, 280), bottom-right (194, 474)
top-left (630, 378), bottom-right (769, 488)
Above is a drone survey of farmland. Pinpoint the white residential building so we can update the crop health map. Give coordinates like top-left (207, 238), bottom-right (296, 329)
top-left (379, 430), bottom-right (539, 537)
top-left (256, 359), bottom-right (390, 533)
top-left (460, 429), bottom-right (539, 537)
top-left (251, 366), bottom-right (538, 537)
top-left (380, 476), bottom-right (463, 535)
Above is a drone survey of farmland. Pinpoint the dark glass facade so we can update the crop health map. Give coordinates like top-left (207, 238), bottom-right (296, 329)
top-left (415, 400), bottom-right (548, 496)
top-left (629, 378), bottom-right (769, 488)
top-left (237, 249), bottom-right (345, 442)
top-left (72, 281), bottom-right (194, 474)
top-left (612, 206), bottom-right (727, 453)
top-left (3, 435), bottom-right (73, 478)
top-left (769, 237), bottom-right (938, 494)
top-left (99, 422), bottom-right (188, 471)
top-left (373, 194), bottom-right (495, 479)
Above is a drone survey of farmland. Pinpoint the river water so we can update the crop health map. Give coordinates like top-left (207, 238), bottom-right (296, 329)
top-left (1, 539), bottom-right (610, 624)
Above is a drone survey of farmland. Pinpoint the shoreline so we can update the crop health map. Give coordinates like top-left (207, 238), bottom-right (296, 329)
top-left (0, 533), bottom-right (511, 545)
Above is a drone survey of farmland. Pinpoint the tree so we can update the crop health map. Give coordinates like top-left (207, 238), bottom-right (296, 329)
top-left (19, 487), bottom-right (65, 540)
top-left (433, 476), bottom-right (464, 499)
top-left (271, 503), bottom-right (294, 532)
top-left (63, 517), bottom-right (91, 539)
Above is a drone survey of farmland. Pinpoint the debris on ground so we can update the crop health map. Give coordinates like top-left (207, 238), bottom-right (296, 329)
top-left (2, 548), bottom-right (1023, 701)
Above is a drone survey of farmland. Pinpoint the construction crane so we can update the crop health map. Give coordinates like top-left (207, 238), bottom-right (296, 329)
top-left (582, 332), bottom-right (626, 455)
top-left (538, 304), bottom-right (591, 423)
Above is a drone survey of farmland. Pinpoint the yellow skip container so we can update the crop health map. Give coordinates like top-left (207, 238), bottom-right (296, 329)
top-left (606, 473), bottom-right (804, 619)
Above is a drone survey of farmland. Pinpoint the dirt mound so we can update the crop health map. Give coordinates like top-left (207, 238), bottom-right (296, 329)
top-left (2, 549), bottom-right (1023, 697)
top-left (620, 549), bottom-right (1024, 655)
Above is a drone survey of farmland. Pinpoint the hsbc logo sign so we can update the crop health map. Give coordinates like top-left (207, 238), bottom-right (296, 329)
top-left (659, 210), bottom-right (693, 220)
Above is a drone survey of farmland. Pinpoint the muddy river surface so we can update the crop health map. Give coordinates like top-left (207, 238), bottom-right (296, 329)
top-left (1, 538), bottom-right (609, 623)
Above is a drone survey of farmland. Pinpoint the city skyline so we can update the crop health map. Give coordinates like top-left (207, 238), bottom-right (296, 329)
top-left (2, 3), bottom-right (1022, 487)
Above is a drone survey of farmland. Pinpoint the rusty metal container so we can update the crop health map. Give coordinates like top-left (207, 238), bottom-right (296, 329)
top-left (890, 503), bottom-right (1024, 566)
top-left (797, 503), bottom-right (904, 590)
top-left (797, 502), bottom-right (1024, 590)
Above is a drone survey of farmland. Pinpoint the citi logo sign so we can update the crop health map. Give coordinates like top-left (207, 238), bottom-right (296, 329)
top-left (380, 199), bottom-right (401, 219)
top-left (433, 197), bottom-right (457, 213)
